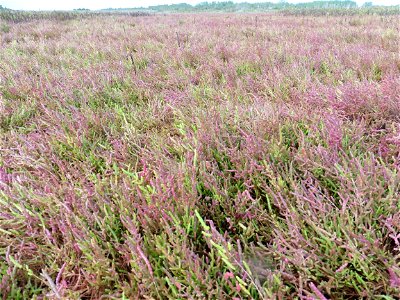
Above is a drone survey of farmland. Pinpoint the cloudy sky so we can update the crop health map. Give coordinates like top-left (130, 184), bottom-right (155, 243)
top-left (0, 0), bottom-right (398, 11)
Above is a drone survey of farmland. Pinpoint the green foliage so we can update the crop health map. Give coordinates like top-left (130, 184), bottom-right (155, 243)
top-left (0, 102), bottom-right (38, 133)
top-left (0, 23), bottom-right (10, 33)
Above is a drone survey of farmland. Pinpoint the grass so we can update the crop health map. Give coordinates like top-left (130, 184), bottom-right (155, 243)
top-left (0, 12), bottom-right (399, 299)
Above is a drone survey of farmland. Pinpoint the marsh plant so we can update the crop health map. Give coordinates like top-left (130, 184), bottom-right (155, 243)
top-left (0, 12), bottom-right (399, 299)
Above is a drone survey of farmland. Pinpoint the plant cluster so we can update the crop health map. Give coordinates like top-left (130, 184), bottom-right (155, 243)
top-left (0, 11), bottom-right (149, 23)
top-left (0, 13), bottom-right (399, 299)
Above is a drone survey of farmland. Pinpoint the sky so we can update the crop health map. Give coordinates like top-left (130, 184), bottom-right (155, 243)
top-left (0, 0), bottom-right (398, 11)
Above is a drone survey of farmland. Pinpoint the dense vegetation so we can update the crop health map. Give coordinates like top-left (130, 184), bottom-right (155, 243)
top-left (1, 2), bottom-right (399, 18)
top-left (102, 1), bottom-right (399, 14)
top-left (0, 10), bottom-right (149, 23)
top-left (0, 11), bottom-right (399, 300)
top-left (145, 1), bottom-right (357, 12)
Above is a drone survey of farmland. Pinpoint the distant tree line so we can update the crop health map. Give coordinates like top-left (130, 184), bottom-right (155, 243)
top-left (131, 1), bottom-right (398, 15)
top-left (145, 1), bottom-right (359, 12)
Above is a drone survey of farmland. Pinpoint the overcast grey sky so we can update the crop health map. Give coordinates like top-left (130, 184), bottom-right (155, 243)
top-left (0, 0), bottom-right (398, 11)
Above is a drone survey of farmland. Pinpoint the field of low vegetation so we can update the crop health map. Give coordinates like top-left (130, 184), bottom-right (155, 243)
top-left (0, 7), bottom-right (399, 300)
